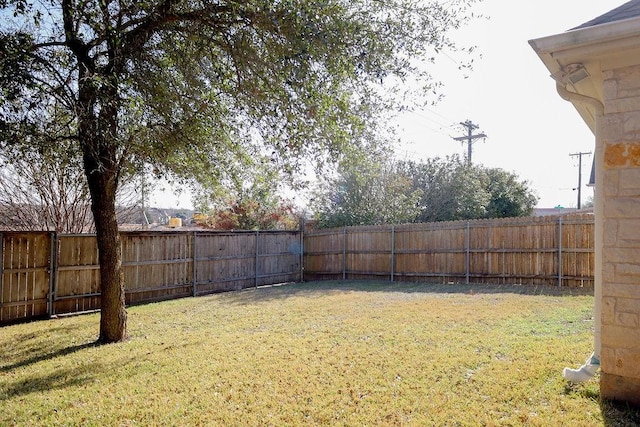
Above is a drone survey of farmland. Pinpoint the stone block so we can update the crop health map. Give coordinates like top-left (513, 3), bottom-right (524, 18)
top-left (603, 282), bottom-right (640, 299)
top-left (604, 142), bottom-right (628, 168)
top-left (616, 312), bottom-right (639, 328)
top-left (601, 324), bottom-right (640, 350)
top-left (603, 115), bottom-right (625, 141)
top-left (602, 296), bottom-right (616, 325)
top-left (604, 141), bottom-right (640, 168)
top-left (603, 170), bottom-right (619, 197)
top-left (603, 197), bottom-right (640, 218)
top-left (603, 247), bottom-right (640, 264)
top-left (605, 97), bottom-right (640, 115)
top-left (603, 262), bottom-right (616, 282)
top-left (603, 113), bottom-right (626, 139)
top-left (619, 169), bottom-right (640, 196)
top-left (623, 113), bottom-right (640, 138)
top-left (603, 78), bottom-right (618, 101)
top-left (617, 219), bottom-right (640, 246)
top-left (611, 65), bottom-right (640, 98)
top-left (617, 297), bottom-right (640, 312)
top-left (601, 345), bottom-right (640, 379)
top-left (604, 219), bottom-right (619, 246)
top-left (616, 263), bottom-right (640, 282)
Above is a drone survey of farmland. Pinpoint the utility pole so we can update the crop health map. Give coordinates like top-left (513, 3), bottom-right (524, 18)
top-left (140, 167), bottom-right (150, 227)
top-left (570, 151), bottom-right (592, 209)
top-left (452, 120), bottom-right (487, 165)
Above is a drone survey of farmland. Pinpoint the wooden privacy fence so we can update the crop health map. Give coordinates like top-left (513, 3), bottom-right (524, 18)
top-left (304, 214), bottom-right (595, 288)
top-left (2, 214), bottom-right (595, 324)
top-left (1, 230), bottom-right (302, 324)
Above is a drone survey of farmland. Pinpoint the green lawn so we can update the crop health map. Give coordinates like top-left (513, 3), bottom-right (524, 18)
top-left (1, 281), bottom-right (638, 426)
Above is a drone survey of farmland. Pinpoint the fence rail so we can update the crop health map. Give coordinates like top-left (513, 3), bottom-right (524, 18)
top-left (1, 230), bottom-right (302, 324)
top-left (303, 214), bottom-right (595, 288)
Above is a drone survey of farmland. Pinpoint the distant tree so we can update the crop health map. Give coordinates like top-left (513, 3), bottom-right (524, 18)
top-left (1, 0), bottom-right (479, 342)
top-left (312, 153), bottom-right (422, 227)
top-left (0, 148), bottom-right (93, 232)
top-left (484, 167), bottom-right (538, 218)
top-left (193, 155), bottom-right (299, 230)
top-left (199, 199), bottom-right (299, 230)
top-left (0, 144), bottom-right (139, 232)
top-left (581, 195), bottom-right (594, 209)
top-left (399, 155), bottom-right (489, 222)
top-left (401, 156), bottom-right (538, 221)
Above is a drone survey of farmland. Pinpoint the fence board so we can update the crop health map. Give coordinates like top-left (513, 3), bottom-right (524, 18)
top-left (0, 232), bottom-right (50, 322)
top-left (55, 235), bottom-right (101, 314)
top-left (121, 233), bottom-right (193, 304)
top-left (195, 232), bottom-right (256, 293)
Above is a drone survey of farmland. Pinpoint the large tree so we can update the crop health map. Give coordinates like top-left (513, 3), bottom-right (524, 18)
top-left (0, 0), bottom-right (478, 342)
top-left (399, 155), bottom-right (489, 222)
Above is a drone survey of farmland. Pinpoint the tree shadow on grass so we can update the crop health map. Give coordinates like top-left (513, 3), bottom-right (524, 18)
top-left (0, 340), bottom-right (123, 402)
top-left (219, 280), bottom-right (593, 306)
top-left (1, 364), bottom-right (100, 401)
top-left (0, 341), bottom-right (100, 373)
top-left (0, 323), bottom-right (99, 369)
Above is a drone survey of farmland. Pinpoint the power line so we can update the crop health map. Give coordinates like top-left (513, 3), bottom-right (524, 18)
top-left (404, 111), bottom-right (453, 136)
top-left (422, 106), bottom-right (457, 124)
top-left (452, 120), bottom-right (487, 165)
top-left (407, 109), bottom-right (453, 129)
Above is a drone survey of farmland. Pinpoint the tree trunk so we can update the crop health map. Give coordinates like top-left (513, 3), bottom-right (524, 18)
top-left (88, 170), bottom-right (128, 343)
top-left (78, 78), bottom-right (128, 343)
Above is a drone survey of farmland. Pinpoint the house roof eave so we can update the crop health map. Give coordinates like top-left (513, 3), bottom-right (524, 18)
top-left (529, 16), bottom-right (640, 132)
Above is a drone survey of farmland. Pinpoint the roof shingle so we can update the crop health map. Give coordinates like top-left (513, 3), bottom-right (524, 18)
top-left (572, 0), bottom-right (640, 29)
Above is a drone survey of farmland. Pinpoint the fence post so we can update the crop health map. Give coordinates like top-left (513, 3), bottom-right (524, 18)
top-left (558, 217), bottom-right (563, 287)
top-left (390, 225), bottom-right (395, 282)
top-left (0, 232), bottom-right (3, 314)
top-left (299, 223), bottom-right (304, 283)
top-left (47, 232), bottom-right (58, 317)
top-left (255, 231), bottom-right (259, 288)
top-left (192, 231), bottom-right (198, 297)
top-left (342, 226), bottom-right (347, 280)
top-left (465, 222), bottom-right (470, 285)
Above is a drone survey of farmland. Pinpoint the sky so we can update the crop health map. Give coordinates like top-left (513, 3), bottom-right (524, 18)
top-left (151, 0), bottom-right (626, 210)
top-left (394, 0), bottom-right (625, 209)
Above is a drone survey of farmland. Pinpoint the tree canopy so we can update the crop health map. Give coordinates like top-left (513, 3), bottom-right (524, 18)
top-left (0, 0), bottom-right (480, 342)
top-left (193, 157), bottom-right (300, 230)
top-left (313, 155), bottom-right (538, 227)
top-left (312, 150), bottom-right (422, 228)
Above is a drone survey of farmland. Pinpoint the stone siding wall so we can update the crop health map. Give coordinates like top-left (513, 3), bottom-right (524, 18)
top-left (601, 64), bottom-right (640, 405)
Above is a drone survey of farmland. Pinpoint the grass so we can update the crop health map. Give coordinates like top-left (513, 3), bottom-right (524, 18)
top-left (1, 280), bottom-right (639, 426)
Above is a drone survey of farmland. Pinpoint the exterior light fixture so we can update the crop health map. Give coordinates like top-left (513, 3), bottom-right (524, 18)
top-left (552, 63), bottom-right (590, 85)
